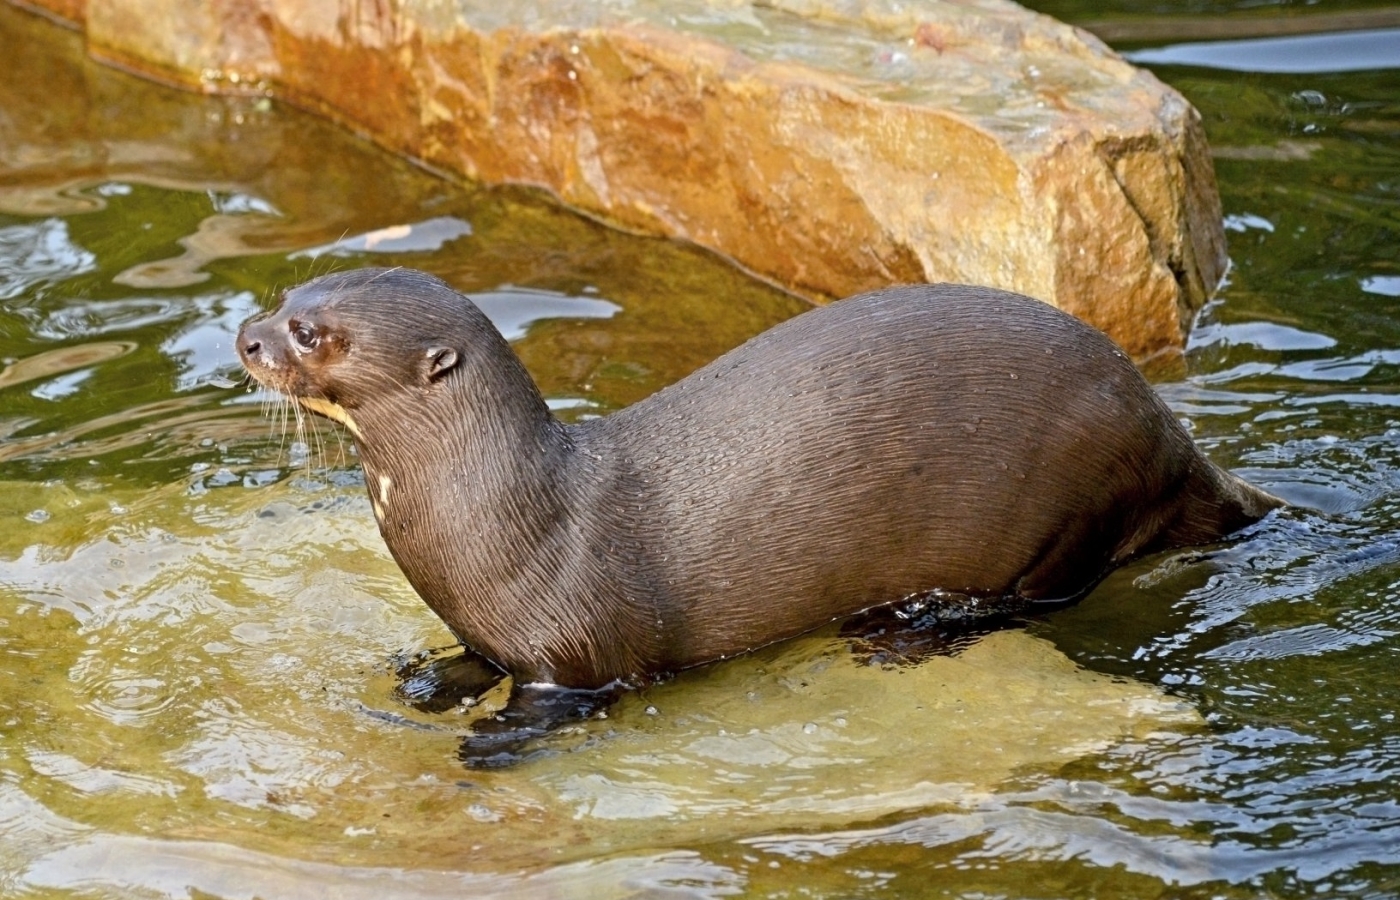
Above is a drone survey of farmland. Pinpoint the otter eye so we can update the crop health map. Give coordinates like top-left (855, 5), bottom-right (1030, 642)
top-left (290, 322), bottom-right (318, 350)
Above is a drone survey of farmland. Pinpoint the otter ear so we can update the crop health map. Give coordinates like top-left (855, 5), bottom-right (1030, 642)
top-left (423, 347), bottom-right (460, 382)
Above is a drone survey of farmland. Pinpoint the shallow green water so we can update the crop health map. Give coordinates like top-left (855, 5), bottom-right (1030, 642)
top-left (2, 1), bottom-right (1400, 897)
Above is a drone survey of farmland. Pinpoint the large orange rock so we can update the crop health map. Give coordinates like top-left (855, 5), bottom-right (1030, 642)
top-left (16, 0), bottom-right (1226, 360)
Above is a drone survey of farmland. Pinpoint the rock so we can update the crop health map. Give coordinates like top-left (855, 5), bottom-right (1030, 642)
top-left (15, 0), bottom-right (1226, 359)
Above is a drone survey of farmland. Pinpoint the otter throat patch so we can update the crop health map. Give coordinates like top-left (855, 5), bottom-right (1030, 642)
top-left (298, 396), bottom-right (362, 438)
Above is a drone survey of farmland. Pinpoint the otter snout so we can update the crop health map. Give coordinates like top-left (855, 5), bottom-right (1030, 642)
top-left (237, 320), bottom-right (268, 366)
top-left (236, 314), bottom-right (292, 393)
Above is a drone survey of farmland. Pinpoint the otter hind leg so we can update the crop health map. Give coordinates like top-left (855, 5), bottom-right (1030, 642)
top-left (394, 645), bottom-right (507, 715)
top-left (457, 683), bottom-right (622, 768)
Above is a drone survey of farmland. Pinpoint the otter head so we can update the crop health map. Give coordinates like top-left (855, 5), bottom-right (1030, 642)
top-left (237, 267), bottom-right (508, 440)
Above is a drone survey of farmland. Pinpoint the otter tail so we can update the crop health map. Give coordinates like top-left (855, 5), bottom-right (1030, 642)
top-left (1156, 462), bottom-right (1284, 552)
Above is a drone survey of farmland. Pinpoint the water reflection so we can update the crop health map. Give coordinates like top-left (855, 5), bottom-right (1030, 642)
top-left (0, 341), bottom-right (135, 390)
top-left (1126, 28), bottom-right (1400, 74)
top-left (1362, 276), bottom-right (1400, 297)
top-left (292, 215), bottom-right (474, 259)
top-left (472, 287), bottom-right (621, 341)
top-left (0, 219), bottom-right (96, 300)
top-left (19, 828), bottom-right (746, 899)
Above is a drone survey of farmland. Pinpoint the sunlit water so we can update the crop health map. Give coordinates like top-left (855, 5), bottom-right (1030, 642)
top-left (2, 1), bottom-right (1399, 897)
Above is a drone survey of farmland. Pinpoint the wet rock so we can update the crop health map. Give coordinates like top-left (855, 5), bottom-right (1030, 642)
top-left (19, 0), bottom-right (1226, 359)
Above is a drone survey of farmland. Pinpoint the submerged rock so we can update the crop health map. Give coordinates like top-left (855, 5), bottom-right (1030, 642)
top-left (19, 0), bottom-right (1226, 359)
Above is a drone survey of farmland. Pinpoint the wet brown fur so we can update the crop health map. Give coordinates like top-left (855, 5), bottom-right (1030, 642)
top-left (238, 267), bottom-right (1282, 689)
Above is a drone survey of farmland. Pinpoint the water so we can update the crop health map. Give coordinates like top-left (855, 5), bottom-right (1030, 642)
top-left (2, 1), bottom-right (1400, 897)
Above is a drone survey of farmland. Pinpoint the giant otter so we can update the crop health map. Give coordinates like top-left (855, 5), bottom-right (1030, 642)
top-left (237, 267), bottom-right (1280, 691)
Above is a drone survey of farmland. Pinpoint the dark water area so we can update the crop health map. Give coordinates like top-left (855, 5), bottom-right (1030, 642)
top-left (2, 0), bottom-right (1400, 897)
top-left (1023, 1), bottom-right (1400, 895)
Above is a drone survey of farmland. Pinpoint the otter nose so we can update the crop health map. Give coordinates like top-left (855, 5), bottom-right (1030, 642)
top-left (238, 311), bottom-right (277, 360)
top-left (238, 321), bottom-right (270, 362)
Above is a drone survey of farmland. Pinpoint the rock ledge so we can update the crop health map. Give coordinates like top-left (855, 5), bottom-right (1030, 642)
top-left (14, 0), bottom-right (1227, 359)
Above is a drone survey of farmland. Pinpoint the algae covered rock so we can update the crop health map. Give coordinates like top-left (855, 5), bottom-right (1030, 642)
top-left (30, 0), bottom-right (1224, 358)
